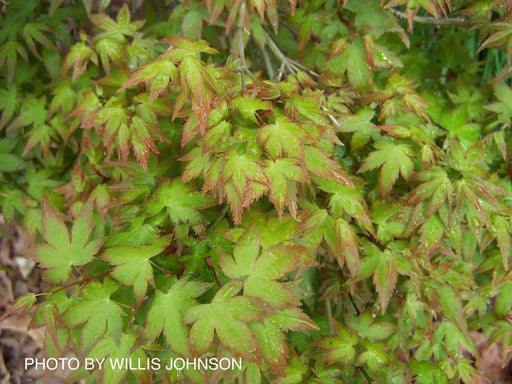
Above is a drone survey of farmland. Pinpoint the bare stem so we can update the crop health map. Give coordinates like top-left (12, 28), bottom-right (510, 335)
top-left (389, 8), bottom-right (471, 27)
top-left (238, 0), bottom-right (247, 90)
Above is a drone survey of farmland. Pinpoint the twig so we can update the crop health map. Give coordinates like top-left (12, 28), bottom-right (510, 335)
top-left (262, 28), bottom-right (319, 78)
top-left (389, 8), bottom-right (471, 28)
top-left (238, 0), bottom-right (247, 90)
top-left (48, 272), bottom-right (109, 296)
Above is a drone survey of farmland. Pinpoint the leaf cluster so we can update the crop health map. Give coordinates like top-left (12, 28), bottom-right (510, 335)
top-left (2, 1), bottom-right (512, 383)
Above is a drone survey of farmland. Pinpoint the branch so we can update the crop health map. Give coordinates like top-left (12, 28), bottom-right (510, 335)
top-left (389, 8), bottom-right (471, 28)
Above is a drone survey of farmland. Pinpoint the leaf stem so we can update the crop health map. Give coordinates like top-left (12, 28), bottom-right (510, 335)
top-left (48, 272), bottom-right (108, 296)
top-left (207, 205), bottom-right (229, 235)
top-left (4, 173), bottom-right (38, 202)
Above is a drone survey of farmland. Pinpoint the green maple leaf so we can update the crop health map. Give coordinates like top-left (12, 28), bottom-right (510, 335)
top-left (88, 332), bottom-right (150, 384)
top-left (359, 140), bottom-right (414, 195)
top-left (337, 107), bottom-right (380, 151)
top-left (62, 278), bottom-right (124, 353)
top-left (315, 177), bottom-right (374, 234)
top-left (144, 277), bottom-right (211, 356)
top-left (304, 146), bottom-right (353, 187)
top-left (355, 246), bottom-right (400, 312)
top-left (251, 308), bottom-right (318, 375)
top-left (408, 167), bottom-right (453, 219)
top-left (0, 86), bottom-right (18, 130)
top-left (264, 158), bottom-right (308, 217)
top-left (102, 236), bottom-right (170, 302)
top-left (119, 56), bottom-right (177, 102)
top-left (25, 198), bottom-right (102, 283)
top-left (219, 230), bottom-right (316, 308)
top-left (313, 322), bottom-right (358, 364)
top-left (218, 150), bottom-right (268, 224)
top-left (89, 4), bottom-right (144, 38)
top-left (257, 116), bottom-right (311, 159)
top-left (147, 179), bottom-right (215, 233)
top-left (63, 37), bottom-right (98, 82)
top-left (233, 94), bottom-right (271, 123)
top-left (183, 280), bottom-right (271, 360)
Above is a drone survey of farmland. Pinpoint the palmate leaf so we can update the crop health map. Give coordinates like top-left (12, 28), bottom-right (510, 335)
top-left (102, 236), bottom-right (170, 302)
top-left (183, 280), bottom-right (272, 361)
top-left (302, 205), bottom-right (360, 273)
top-left (359, 140), bottom-right (414, 196)
top-left (264, 158), bottom-right (308, 218)
top-left (207, 150), bottom-right (268, 224)
top-left (313, 322), bottom-right (358, 364)
top-left (144, 277), bottom-right (211, 356)
top-left (62, 278), bottom-right (123, 353)
top-left (257, 116), bottom-right (311, 159)
top-left (22, 22), bottom-right (54, 59)
top-left (251, 308), bottom-right (318, 375)
top-left (315, 177), bottom-right (374, 234)
top-left (304, 146), bottom-right (353, 187)
top-left (408, 167), bottom-right (453, 219)
top-left (23, 198), bottom-right (102, 283)
top-left (119, 55), bottom-right (177, 102)
top-left (63, 35), bottom-right (98, 82)
top-left (219, 229), bottom-right (316, 308)
top-left (0, 40), bottom-right (28, 84)
top-left (88, 332), bottom-right (150, 384)
top-left (147, 179), bottom-right (215, 233)
top-left (89, 4), bottom-right (144, 38)
top-left (0, 86), bottom-right (17, 130)
top-left (82, 96), bottom-right (164, 169)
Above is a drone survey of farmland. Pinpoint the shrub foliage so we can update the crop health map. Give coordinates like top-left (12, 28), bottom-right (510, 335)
top-left (2, 0), bottom-right (512, 383)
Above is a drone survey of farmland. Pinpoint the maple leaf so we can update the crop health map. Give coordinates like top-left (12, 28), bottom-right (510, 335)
top-left (355, 246), bottom-right (400, 313)
top-left (304, 146), bottom-right (353, 187)
top-left (22, 22), bottom-right (54, 59)
top-left (183, 280), bottom-right (271, 361)
top-left (232, 95), bottom-right (271, 124)
top-left (0, 85), bottom-right (18, 130)
top-left (119, 55), bottom-right (177, 102)
top-left (144, 277), bottom-right (211, 356)
top-left (358, 140), bottom-right (414, 196)
top-left (82, 96), bottom-right (164, 170)
top-left (0, 40), bottom-right (28, 84)
top-left (62, 33), bottom-right (98, 82)
top-left (213, 150), bottom-right (268, 224)
top-left (251, 308), bottom-right (318, 375)
top-left (315, 177), bottom-right (374, 235)
top-left (179, 55), bottom-right (219, 130)
top-left (264, 158), bottom-right (308, 218)
top-left (62, 278), bottom-right (124, 353)
top-left (102, 236), bottom-right (170, 302)
top-left (146, 179), bottom-right (215, 234)
top-left (89, 4), bottom-right (144, 38)
top-left (24, 198), bottom-right (102, 283)
top-left (408, 166), bottom-right (453, 219)
top-left (302, 205), bottom-right (359, 272)
top-left (313, 322), bottom-right (358, 364)
top-left (88, 332), bottom-right (150, 384)
top-left (257, 116), bottom-right (311, 159)
top-left (219, 230), bottom-right (317, 308)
